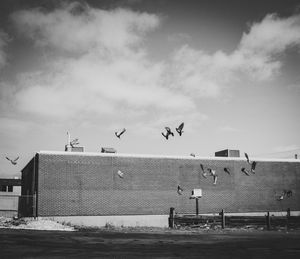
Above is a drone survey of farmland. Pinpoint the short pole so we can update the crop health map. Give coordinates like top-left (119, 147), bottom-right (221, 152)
top-left (196, 198), bottom-right (199, 216)
top-left (266, 211), bottom-right (271, 230)
top-left (221, 209), bottom-right (225, 229)
top-left (169, 207), bottom-right (175, 228)
top-left (287, 208), bottom-right (291, 230)
top-left (287, 208), bottom-right (291, 217)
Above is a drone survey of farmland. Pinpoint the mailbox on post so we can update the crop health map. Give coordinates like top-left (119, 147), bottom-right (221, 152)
top-left (189, 189), bottom-right (202, 216)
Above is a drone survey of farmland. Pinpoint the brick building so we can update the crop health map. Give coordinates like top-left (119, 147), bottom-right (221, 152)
top-left (20, 151), bottom-right (300, 227)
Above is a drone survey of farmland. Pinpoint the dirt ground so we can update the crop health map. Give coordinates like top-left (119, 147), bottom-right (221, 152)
top-left (1, 228), bottom-right (300, 258)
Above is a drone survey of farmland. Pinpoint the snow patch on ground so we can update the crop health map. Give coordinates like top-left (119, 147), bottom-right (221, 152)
top-left (0, 217), bottom-right (76, 231)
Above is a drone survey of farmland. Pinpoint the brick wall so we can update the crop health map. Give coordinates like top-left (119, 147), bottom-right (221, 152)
top-left (34, 153), bottom-right (300, 216)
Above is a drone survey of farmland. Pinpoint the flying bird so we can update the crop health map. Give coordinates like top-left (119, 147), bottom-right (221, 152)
top-left (208, 168), bottom-right (218, 184)
top-left (190, 153), bottom-right (196, 157)
top-left (117, 170), bottom-right (124, 178)
top-left (213, 174), bottom-right (218, 185)
top-left (177, 185), bottom-right (183, 195)
top-left (161, 127), bottom-right (174, 140)
top-left (241, 167), bottom-right (250, 176)
top-left (286, 190), bottom-right (293, 197)
top-left (276, 194), bottom-right (284, 201)
top-left (251, 161), bottom-right (257, 174)
top-left (115, 128), bottom-right (126, 139)
top-left (6, 156), bottom-right (19, 165)
top-left (200, 164), bottom-right (208, 178)
top-left (224, 167), bottom-right (231, 175)
top-left (176, 122), bottom-right (184, 136)
top-left (244, 153), bottom-right (251, 164)
top-left (283, 189), bottom-right (293, 198)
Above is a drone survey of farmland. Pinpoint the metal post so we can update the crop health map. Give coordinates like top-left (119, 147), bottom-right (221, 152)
top-left (196, 198), bottom-right (199, 216)
top-left (266, 211), bottom-right (271, 230)
top-left (169, 207), bottom-right (175, 228)
top-left (287, 208), bottom-right (291, 230)
top-left (221, 209), bottom-right (225, 229)
top-left (287, 208), bottom-right (291, 217)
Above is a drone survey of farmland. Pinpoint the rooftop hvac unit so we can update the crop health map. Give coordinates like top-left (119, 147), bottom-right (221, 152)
top-left (101, 147), bottom-right (117, 153)
top-left (215, 149), bottom-right (240, 157)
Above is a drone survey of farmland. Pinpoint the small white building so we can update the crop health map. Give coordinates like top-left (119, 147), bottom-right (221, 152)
top-left (0, 178), bottom-right (21, 217)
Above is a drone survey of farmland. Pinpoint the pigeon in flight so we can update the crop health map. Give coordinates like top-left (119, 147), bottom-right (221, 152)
top-left (70, 138), bottom-right (79, 147)
top-left (213, 174), bottom-right (218, 185)
top-left (208, 168), bottom-right (218, 185)
top-left (117, 170), bottom-right (124, 178)
top-left (224, 167), bottom-right (231, 175)
top-left (276, 194), bottom-right (284, 201)
top-left (251, 161), bottom-right (257, 174)
top-left (241, 167), bottom-right (250, 176)
top-left (190, 153), bottom-right (196, 157)
top-left (161, 127), bottom-right (174, 140)
top-left (286, 190), bottom-right (293, 197)
top-left (200, 163), bottom-right (208, 178)
top-left (177, 185), bottom-right (183, 195)
top-left (176, 122), bottom-right (184, 136)
top-left (244, 153), bottom-right (251, 164)
top-left (115, 128), bottom-right (126, 139)
top-left (6, 156), bottom-right (19, 165)
top-left (283, 189), bottom-right (293, 198)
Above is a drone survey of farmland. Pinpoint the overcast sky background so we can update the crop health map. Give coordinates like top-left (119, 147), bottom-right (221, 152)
top-left (1, 0), bottom-right (300, 177)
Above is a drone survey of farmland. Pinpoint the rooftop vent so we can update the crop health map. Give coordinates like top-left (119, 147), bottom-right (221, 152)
top-left (101, 147), bottom-right (117, 153)
top-left (215, 149), bottom-right (240, 157)
top-left (65, 145), bottom-right (84, 152)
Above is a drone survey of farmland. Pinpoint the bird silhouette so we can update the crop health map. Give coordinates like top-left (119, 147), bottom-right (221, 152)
top-left (6, 156), bottom-right (19, 165)
top-left (286, 190), bottom-right (293, 197)
top-left (70, 138), bottom-right (79, 147)
top-left (241, 167), bottom-right (250, 176)
top-left (190, 153), bottom-right (195, 157)
top-left (200, 164), bottom-right (208, 178)
top-left (251, 161), bottom-right (257, 173)
top-left (224, 167), bottom-right (231, 175)
top-left (115, 128), bottom-right (126, 139)
top-left (244, 153), bottom-right (251, 164)
top-left (161, 127), bottom-right (174, 140)
top-left (208, 168), bottom-right (218, 184)
top-left (276, 194), bottom-right (284, 201)
top-left (213, 174), bottom-right (218, 185)
top-left (176, 122), bottom-right (184, 136)
top-left (117, 170), bottom-right (124, 178)
top-left (177, 185), bottom-right (183, 195)
top-left (282, 189), bottom-right (293, 198)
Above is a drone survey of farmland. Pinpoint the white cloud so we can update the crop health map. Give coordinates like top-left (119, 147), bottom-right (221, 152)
top-left (239, 14), bottom-right (300, 56)
top-left (169, 13), bottom-right (300, 98)
top-left (11, 3), bottom-right (195, 123)
top-left (7, 4), bottom-right (300, 128)
top-left (11, 2), bottom-right (159, 53)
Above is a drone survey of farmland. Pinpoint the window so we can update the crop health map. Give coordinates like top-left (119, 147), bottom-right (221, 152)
top-left (0, 185), bottom-right (13, 192)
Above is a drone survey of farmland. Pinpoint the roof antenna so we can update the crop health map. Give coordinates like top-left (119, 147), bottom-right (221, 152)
top-left (65, 131), bottom-right (71, 151)
top-left (67, 131), bottom-right (71, 146)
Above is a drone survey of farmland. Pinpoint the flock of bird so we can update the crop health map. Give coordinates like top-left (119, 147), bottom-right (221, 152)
top-left (276, 189), bottom-right (293, 201)
top-left (176, 152), bottom-right (258, 197)
top-left (114, 122), bottom-right (185, 140)
top-left (4, 124), bottom-right (292, 203)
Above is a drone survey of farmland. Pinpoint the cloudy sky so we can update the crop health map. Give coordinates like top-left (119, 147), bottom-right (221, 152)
top-left (1, 0), bottom-right (300, 177)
